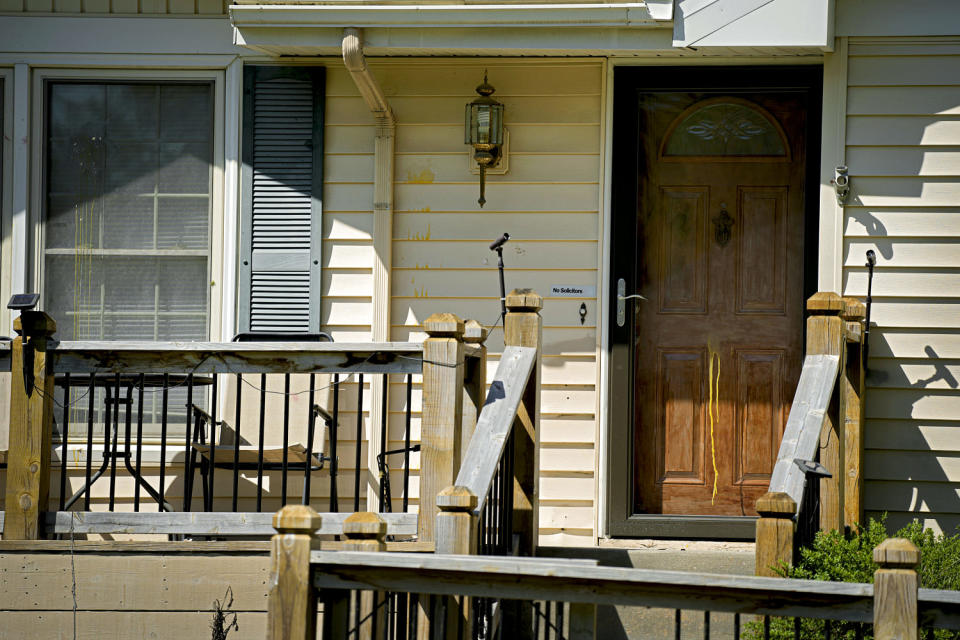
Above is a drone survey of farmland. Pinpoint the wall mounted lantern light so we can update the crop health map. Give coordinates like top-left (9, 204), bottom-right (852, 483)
top-left (464, 72), bottom-right (504, 207)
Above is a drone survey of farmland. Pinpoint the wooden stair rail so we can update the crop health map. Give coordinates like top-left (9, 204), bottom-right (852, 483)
top-left (755, 292), bottom-right (866, 576)
top-left (418, 314), bottom-right (488, 544)
top-left (302, 535), bottom-right (942, 639)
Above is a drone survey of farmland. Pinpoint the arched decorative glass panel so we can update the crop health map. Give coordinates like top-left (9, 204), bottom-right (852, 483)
top-left (660, 98), bottom-right (789, 161)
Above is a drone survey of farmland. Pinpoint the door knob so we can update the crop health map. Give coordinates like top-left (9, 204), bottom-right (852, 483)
top-left (616, 278), bottom-right (646, 327)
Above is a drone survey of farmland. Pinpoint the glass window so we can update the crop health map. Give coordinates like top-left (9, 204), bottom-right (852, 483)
top-left (44, 81), bottom-right (213, 440)
top-left (44, 82), bottom-right (212, 342)
top-left (661, 99), bottom-right (788, 159)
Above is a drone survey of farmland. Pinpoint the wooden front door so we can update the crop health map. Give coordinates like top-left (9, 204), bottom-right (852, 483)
top-left (632, 92), bottom-right (808, 516)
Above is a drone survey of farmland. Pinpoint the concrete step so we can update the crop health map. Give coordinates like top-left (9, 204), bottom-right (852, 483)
top-left (537, 540), bottom-right (756, 639)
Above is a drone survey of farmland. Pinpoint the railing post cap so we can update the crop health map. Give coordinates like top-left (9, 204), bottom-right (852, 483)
top-left (840, 297), bottom-right (867, 321)
top-left (343, 511), bottom-right (387, 539)
top-left (463, 319), bottom-right (488, 344)
top-left (874, 537), bottom-right (920, 568)
top-left (806, 292), bottom-right (844, 315)
top-left (273, 505), bottom-right (321, 534)
top-left (13, 311), bottom-right (57, 337)
top-left (506, 288), bottom-right (543, 312)
top-left (424, 313), bottom-right (465, 337)
top-left (755, 492), bottom-right (797, 517)
top-left (437, 486), bottom-right (478, 511)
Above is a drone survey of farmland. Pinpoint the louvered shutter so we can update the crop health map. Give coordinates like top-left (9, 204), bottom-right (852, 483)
top-left (239, 66), bottom-right (324, 333)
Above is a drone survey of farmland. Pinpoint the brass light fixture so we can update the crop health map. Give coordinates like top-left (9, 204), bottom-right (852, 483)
top-left (464, 72), bottom-right (504, 207)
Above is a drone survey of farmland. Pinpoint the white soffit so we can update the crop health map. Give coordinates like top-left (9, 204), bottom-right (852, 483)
top-left (230, 3), bottom-right (668, 28)
top-left (230, 2), bottom-right (680, 55)
top-left (673, 0), bottom-right (833, 50)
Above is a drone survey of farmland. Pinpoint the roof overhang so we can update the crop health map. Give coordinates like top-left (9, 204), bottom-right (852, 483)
top-left (230, 2), bottom-right (682, 56)
top-left (230, 0), bottom-right (832, 57)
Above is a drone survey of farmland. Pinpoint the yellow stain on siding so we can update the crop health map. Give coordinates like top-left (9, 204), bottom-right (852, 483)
top-left (414, 263), bottom-right (431, 270)
top-left (407, 224), bottom-right (432, 241)
top-left (406, 168), bottom-right (436, 184)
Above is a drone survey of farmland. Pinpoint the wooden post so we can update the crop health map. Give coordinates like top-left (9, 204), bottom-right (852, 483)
top-left (754, 492), bottom-right (796, 577)
top-left (504, 289), bottom-right (542, 558)
top-left (436, 486), bottom-right (478, 640)
top-left (343, 512), bottom-right (387, 640)
top-left (873, 538), bottom-right (919, 640)
top-left (267, 505), bottom-right (320, 640)
top-left (503, 289), bottom-right (542, 640)
top-left (806, 292), bottom-right (846, 534)
top-left (436, 485), bottom-right (478, 555)
top-left (841, 297), bottom-right (866, 530)
top-left (3, 311), bottom-right (57, 540)
top-left (419, 313), bottom-right (465, 544)
top-left (461, 319), bottom-right (488, 456)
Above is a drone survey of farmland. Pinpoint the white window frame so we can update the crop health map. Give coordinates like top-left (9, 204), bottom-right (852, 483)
top-left (0, 68), bottom-right (13, 338)
top-left (30, 67), bottom-right (226, 345)
top-left (30, 68), bottom-right (226, 453)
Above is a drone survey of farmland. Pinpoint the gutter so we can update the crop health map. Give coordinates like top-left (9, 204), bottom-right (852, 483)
top-left (342, 27), bottom-right (395, 507)
top-left (232, 3), bottom-right (667, 28)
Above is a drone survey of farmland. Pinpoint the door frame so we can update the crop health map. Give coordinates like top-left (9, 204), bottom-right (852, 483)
top-left (606, 65), bottom-right (823, 539)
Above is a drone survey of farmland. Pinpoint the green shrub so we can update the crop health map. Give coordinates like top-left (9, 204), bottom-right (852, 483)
top-left (743, 516), bottom-right (960, 640)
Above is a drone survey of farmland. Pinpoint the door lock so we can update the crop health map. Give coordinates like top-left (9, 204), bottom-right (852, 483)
top-left (616, 278), bottom-right (647, 327)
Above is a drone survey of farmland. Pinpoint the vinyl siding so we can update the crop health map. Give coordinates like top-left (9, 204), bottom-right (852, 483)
top-left (845, 39), bottom-right (960, 534)
top-left (0, 0), bottom-right (226, 13)
top-left (326, 59), bottom-right (604, 545)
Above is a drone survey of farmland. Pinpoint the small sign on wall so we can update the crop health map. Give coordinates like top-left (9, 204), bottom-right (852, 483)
top-left (550, 285), bottom-right (596, 298)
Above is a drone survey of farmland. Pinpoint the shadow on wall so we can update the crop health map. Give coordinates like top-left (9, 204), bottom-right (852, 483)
top-left (863, 331), bottom-right (960, 535)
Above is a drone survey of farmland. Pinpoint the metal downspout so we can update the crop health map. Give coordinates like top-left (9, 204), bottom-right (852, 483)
top-left (342, 28), bottom-right (396, 509)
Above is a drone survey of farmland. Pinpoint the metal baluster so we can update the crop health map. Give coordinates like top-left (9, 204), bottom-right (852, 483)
top-left (208, 374), bottom-right (218, 512)
top-left (855, 623), bottom-right (863, 640)
top-left (409, 593), bottom-right (419, 640)
top-left (121, 382), bottom-right (134, 509)
top-left (331, 373), bottom-right (340, 512)
top-left (58, 375), bottom-right (70, 511)
top-left (674, 609), bottom-right (681, 640)
top-left (402, 374), bottom-right (412, 513)
top-left (794, 617), bottom-right (801, 639)
top-left (156, 374), bottom-right (167, 511)
top-left (183, 375), bottom-right (195, 511)
top-left (704, 611), bottom-right (710, 640)
top-left (108, 374), bottom-right (120, 511)
top-left (355, 373), bottom-right (364, 512)
top-left (256, 373), bottom-right (266, 512)
top-left (555, 601), bottom-right (563, 639)
top-left (233, 373), bottom-right (242, 512)
top-left (824, 621), bottom-right (831, 640)
top-left (303, 373), bottom-right (316, 505)
top-left (763, 616), bottom-right (770, 640)
top-left (183, 373), bottom-right (194, 511)
top-left (135, 375), bottom-right (145, 511)
top-left (378, 373), bottom-right (388, 512)
top-left (84, 374), bottom-right (95, 511)
top-left (281, 373), bottom-right (291, 505)
top-left (734, 613), bottom-right (740, 640)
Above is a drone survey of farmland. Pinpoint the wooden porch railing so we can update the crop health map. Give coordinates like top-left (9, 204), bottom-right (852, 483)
top-left (0, 324), bottom-right (424, 539)
top-left (268, 508), bottom-right (960, 640)
top-left (0, 293), bottom-right (506, 544)
top-left (755, 292), bottom-right (867, 576)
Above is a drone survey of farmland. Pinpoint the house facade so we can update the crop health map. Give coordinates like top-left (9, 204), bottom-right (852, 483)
top-left (0, 0), bottom-right (958, 546)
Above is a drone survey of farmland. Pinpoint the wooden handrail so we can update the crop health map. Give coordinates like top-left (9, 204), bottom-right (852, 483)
top-left (755, 292), bottom-right (866, 576)
top-left (766, 353), bottom-right (841, 506)
top-left (454, 345), bottom-right (537, 516)
top-left (304, 538), bottom-right (946, 635)
top-left (43, 341), bottom-right (422, 374)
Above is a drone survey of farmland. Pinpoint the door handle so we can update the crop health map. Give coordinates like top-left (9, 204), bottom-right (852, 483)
top-left (616, 278), bottom-right (647, 327)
